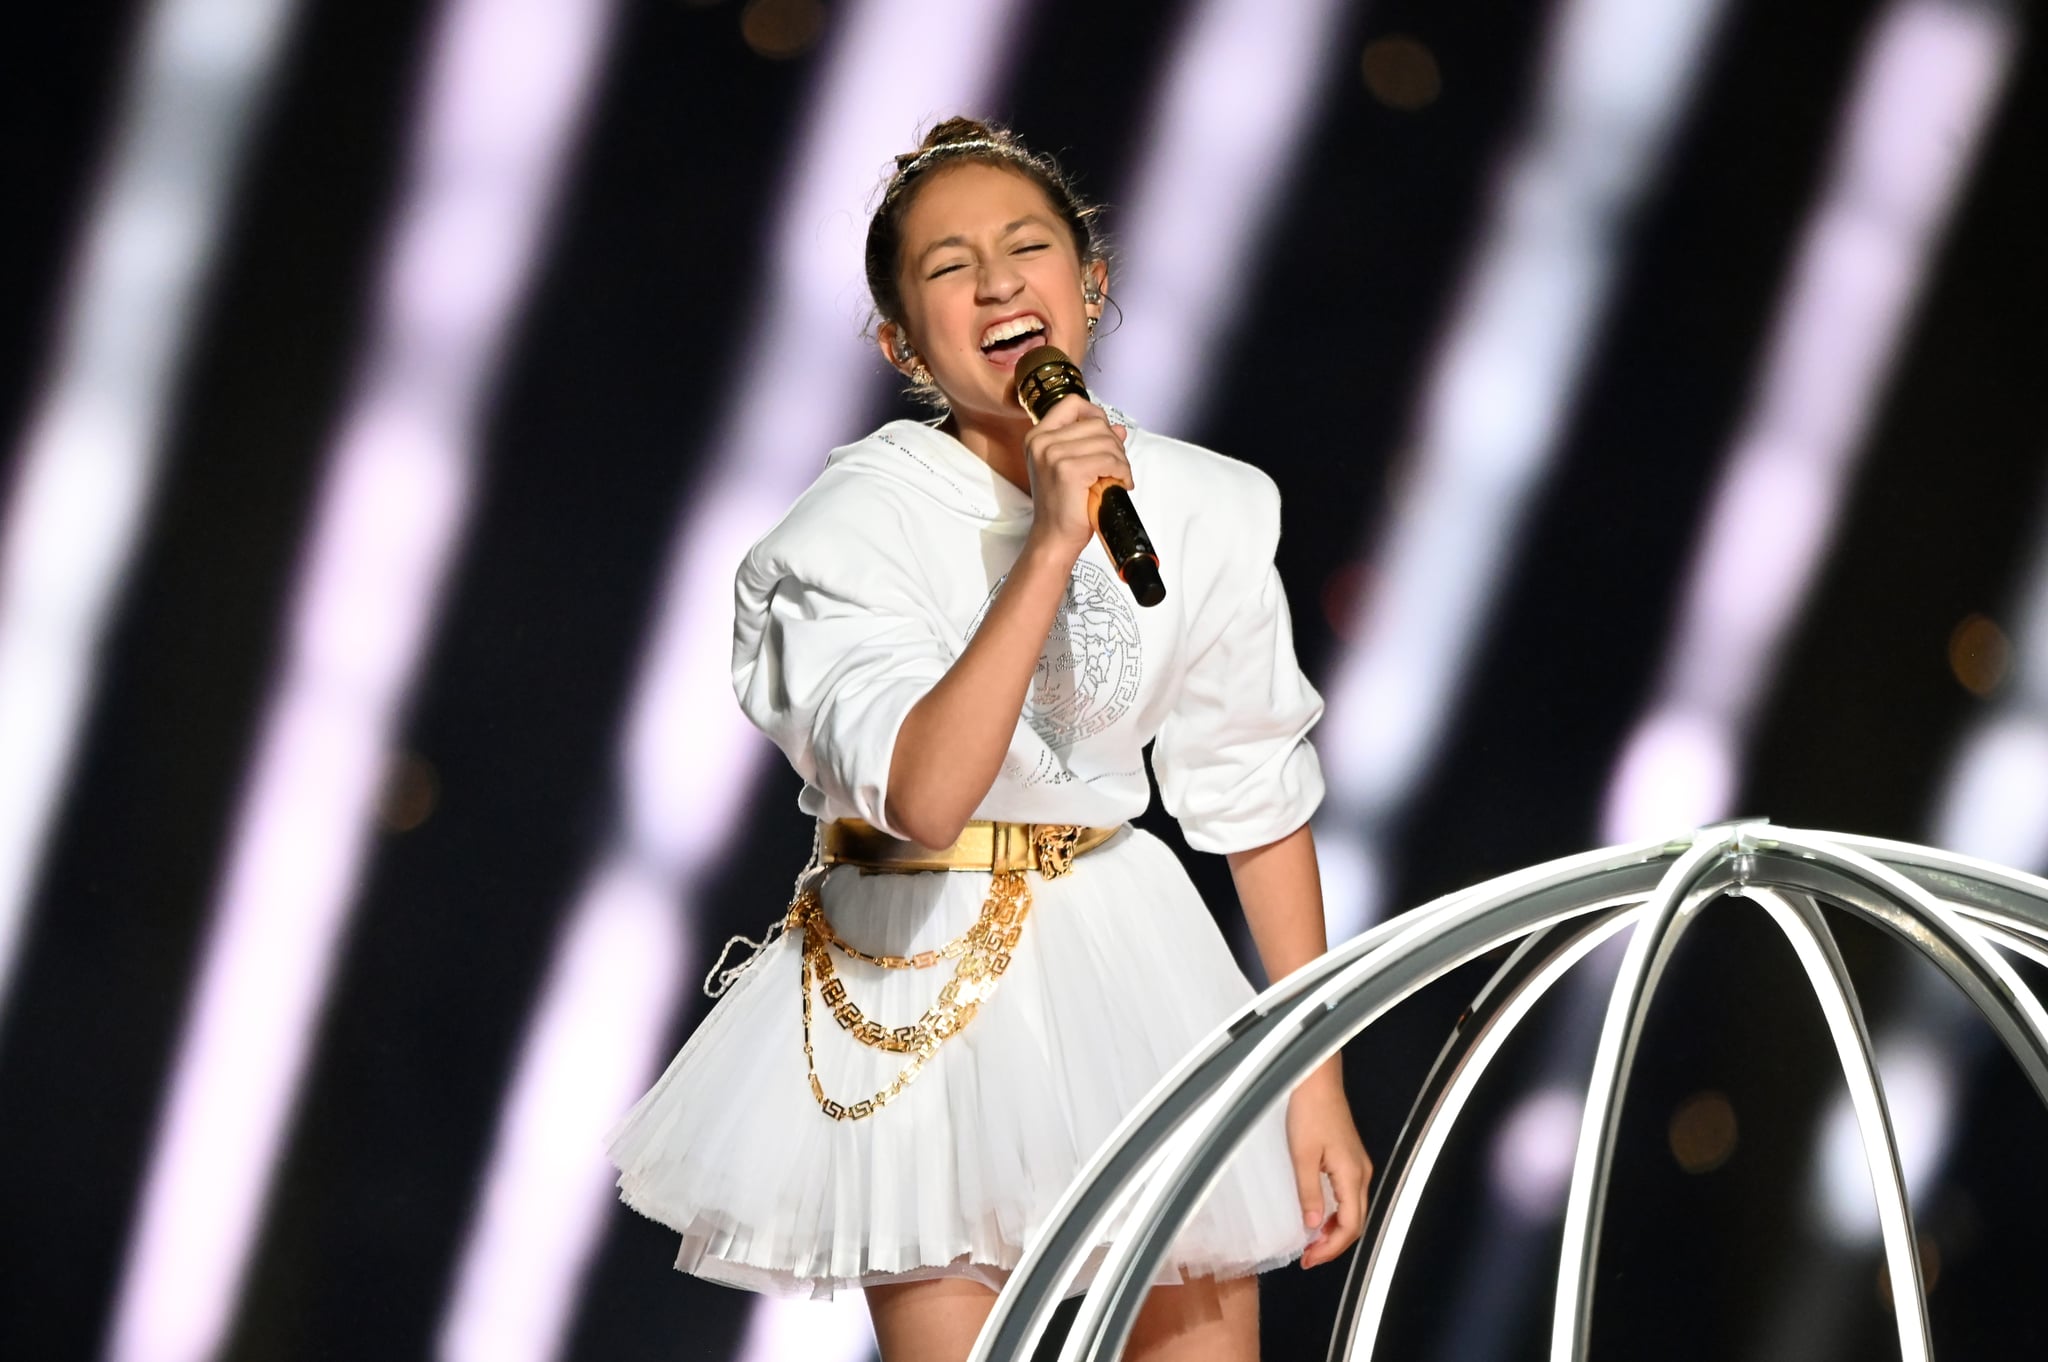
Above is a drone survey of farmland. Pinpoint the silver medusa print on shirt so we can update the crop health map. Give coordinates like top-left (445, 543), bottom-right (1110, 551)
top-left (971, 558), bottom-right (1143, 782)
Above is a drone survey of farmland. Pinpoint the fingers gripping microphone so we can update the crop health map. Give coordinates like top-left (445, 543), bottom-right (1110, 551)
top-left (1013, 345), bottom-right (1166, 608)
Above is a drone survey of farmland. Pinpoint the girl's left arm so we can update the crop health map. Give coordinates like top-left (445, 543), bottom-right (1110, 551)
top-left (1227, 821), bottom-right (1374, 1269)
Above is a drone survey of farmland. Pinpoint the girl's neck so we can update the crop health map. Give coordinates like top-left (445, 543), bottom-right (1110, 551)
top-left (942, 408), bottom-right (1034, 494)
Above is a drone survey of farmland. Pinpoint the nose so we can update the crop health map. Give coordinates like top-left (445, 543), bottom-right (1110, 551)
top-left (975, 255), bottom-right (1024, 303)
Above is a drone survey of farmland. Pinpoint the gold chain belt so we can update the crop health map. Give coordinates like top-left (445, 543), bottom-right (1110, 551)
top-left (794, 818), bottom-right (1120, 1121)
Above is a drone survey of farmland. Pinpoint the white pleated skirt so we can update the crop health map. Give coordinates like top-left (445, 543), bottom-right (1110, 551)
top-left (606, 826), bottom-right (1313, 1299)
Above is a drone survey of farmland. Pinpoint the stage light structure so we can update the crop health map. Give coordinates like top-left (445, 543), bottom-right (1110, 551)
top-left (968, 824), bottom-right (2048, 1362)
top-left (1314, 0), bottom-right (1735, 940)
top-left (103, 2), bottom-right (622, 1359)
top-left (0, 0), bottom-right (304, 1030)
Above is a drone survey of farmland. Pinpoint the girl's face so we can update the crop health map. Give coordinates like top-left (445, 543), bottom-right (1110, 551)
top-left (883, 162), bottom-right (1106, 430)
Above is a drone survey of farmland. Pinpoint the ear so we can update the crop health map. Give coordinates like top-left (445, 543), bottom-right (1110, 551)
top-left (1083, 259), bottom-right (1110, 321)
top-left (876, 320), bottom-right (918, 378)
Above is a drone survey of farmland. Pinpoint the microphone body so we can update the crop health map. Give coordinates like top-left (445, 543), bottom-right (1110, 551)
top-left (1013, 346), bottom-right (1166, 608)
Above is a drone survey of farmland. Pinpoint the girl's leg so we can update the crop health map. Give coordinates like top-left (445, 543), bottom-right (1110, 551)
top-left (865, 1271), bottom-right (1258, 1362)
top-left (866, 1276), bottom-right (1000, 1362)
top-left (1126, 1275), bottom-right (1259, 1362)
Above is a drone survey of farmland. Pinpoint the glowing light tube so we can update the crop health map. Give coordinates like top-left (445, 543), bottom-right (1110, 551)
top-left (102, 2), bottom-right (621, 1360)
top-left (0, 0), bottom-right (304, 1029)
top-left (1602, 0), bottom-right (2016, 843)
top-left (434, 5), bottom-right (1028, 1361)
top-left (1314, 0), bottom-right (1734, 940)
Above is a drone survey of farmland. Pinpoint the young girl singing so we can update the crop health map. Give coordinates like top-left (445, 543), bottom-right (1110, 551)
top-left (609, 118), bottom-right (1371, 1362)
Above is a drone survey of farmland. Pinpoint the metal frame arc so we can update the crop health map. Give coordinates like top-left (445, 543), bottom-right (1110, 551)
top-left (971, 823), bottom-right (2048, 1362)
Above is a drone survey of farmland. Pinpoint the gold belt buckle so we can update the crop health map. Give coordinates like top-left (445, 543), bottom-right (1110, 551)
top-left (1031, 824), bottom-right (1081, 879)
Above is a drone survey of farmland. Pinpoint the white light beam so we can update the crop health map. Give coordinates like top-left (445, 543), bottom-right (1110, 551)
top-left (103, 2), bottom-right (621, 1359)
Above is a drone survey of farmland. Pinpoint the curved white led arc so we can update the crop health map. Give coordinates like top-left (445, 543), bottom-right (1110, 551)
top-left (1342, 911), bottom-right (1639, 1362)
top-left (1740, 888), bottom-right (1931, 1361)
top-left (103, 2), bottom-right (621, 1360)
top-left (1548, 838), bottom-right (1732, 1361)
top-left (0, 0), bottom-right (304, 1030)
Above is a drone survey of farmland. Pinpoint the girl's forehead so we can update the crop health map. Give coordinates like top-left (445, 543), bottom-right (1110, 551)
top-left (899, 163), bottom-right (1062, 242)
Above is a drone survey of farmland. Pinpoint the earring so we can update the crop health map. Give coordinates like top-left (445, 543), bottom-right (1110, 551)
top-left (1083, 280), bottom-right (1101, 304)
top-left (892, 332), bottom-right (915, 364)
top-left (1087, 316), bottom-right (1098, 332)
top-left (911, 361), bottom-right (932, 385)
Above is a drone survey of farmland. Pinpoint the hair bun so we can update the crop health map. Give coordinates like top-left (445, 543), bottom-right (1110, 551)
top-left (893, 116), bottom-right (1007, 170)
top-left (919, 115), bottom-right (1002, 151)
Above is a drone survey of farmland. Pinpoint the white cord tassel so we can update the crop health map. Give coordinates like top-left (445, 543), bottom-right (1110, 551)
top-left (703, 829), bottom-right (825, 998)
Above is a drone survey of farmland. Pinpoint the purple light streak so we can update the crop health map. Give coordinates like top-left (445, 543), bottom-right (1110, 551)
top-left (102, 1), bottom-right (621, 1358)
top-left (1092, 0), bottom-right (1355, 429)
top-left (0, 0), bottom-right (303, 1030)
top-left (1313, 0), bottom-right (1734, 939)
top-left (1601, 0), bottom-right (2015, 844)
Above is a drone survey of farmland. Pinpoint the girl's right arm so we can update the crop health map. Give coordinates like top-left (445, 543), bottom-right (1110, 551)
top-left (882, 399), bottom-right (1127, 847)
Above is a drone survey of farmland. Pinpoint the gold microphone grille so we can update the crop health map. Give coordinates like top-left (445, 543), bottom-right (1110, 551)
top-left (1014, 345), bottom-right (1087, 422)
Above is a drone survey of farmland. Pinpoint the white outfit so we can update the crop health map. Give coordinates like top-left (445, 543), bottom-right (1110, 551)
top-left (608, 411), bottom-right (1327, 1298)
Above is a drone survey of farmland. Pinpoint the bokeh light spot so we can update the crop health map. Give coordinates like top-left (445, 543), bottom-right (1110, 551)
top-left (1948, 612), bottom-right (2012, 697)
top-left (1668, 1090), bottom-right (1739, 1173)
top-left (378, 752), bottom-right (441, 832)
top-left (1361, 35), bottom-right (1441, 111)
top-left (741, 0), bottom-right (824, 59)
top-left (1321, 560), bottom-right (1371, 642)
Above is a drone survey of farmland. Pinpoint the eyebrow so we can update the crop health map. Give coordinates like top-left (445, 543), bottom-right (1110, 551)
top-left (915, 215), bottom-right (1051, 266)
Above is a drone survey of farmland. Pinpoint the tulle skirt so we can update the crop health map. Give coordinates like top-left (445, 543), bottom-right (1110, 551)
top-left (606, 826), bottom-right (1313, 1298)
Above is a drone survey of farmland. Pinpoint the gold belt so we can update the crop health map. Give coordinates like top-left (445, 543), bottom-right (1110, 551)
top-left (818, 818), bottom-right (1121, 878)
top-left (793, 818), bottom-right (1121, 1121)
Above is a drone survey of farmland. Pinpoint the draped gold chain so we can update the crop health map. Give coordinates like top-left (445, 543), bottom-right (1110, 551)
top-left (791, 869), bottom-right (1031, 1121)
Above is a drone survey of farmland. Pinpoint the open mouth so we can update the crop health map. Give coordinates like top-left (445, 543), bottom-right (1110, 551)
top-left (979, 314), bottom-right (1047, 363)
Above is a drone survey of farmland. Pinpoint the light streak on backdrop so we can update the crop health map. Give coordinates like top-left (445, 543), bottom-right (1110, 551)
top-left (1313, 0), bottom-right (1734, 940)
top-left (434, 4), bottom-right (1026, 1360)
top-left (0, 0), bottom-right (304, 1028)
top-left (1934, 477), bottom-right (2048, 871)
top-left (1444, 7), bottom-right (2014, 1354)
top-left (1797, 462), bottom-right (2048, 1252)
top-left (1601, 0), bottom-right (2016, 844)
top-left (102, 1), bottom-right (622, 1359)
top-left (1090, 0), bottom-right (1355, 429)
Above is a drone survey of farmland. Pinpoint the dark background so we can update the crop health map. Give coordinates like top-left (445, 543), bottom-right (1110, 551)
top-left (3, 0), bottom-right (2045, 1358)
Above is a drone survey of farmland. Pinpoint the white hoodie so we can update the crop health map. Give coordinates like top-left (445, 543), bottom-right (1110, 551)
top-left (730, 411), bottom-right (1324, 855)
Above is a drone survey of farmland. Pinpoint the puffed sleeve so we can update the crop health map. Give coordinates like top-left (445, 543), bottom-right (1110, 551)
top-left (1151, 474), bottom-right (1325, 854)
top-left (731, 555), bottom-right (954, 839)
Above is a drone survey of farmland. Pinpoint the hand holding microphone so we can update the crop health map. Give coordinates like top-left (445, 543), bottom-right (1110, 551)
top-left (1014, 346), bottom-right (1166, 607)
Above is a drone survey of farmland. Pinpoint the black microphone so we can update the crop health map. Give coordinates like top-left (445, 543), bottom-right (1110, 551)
top-left (1013, 345), bottom-right (1166, 608)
